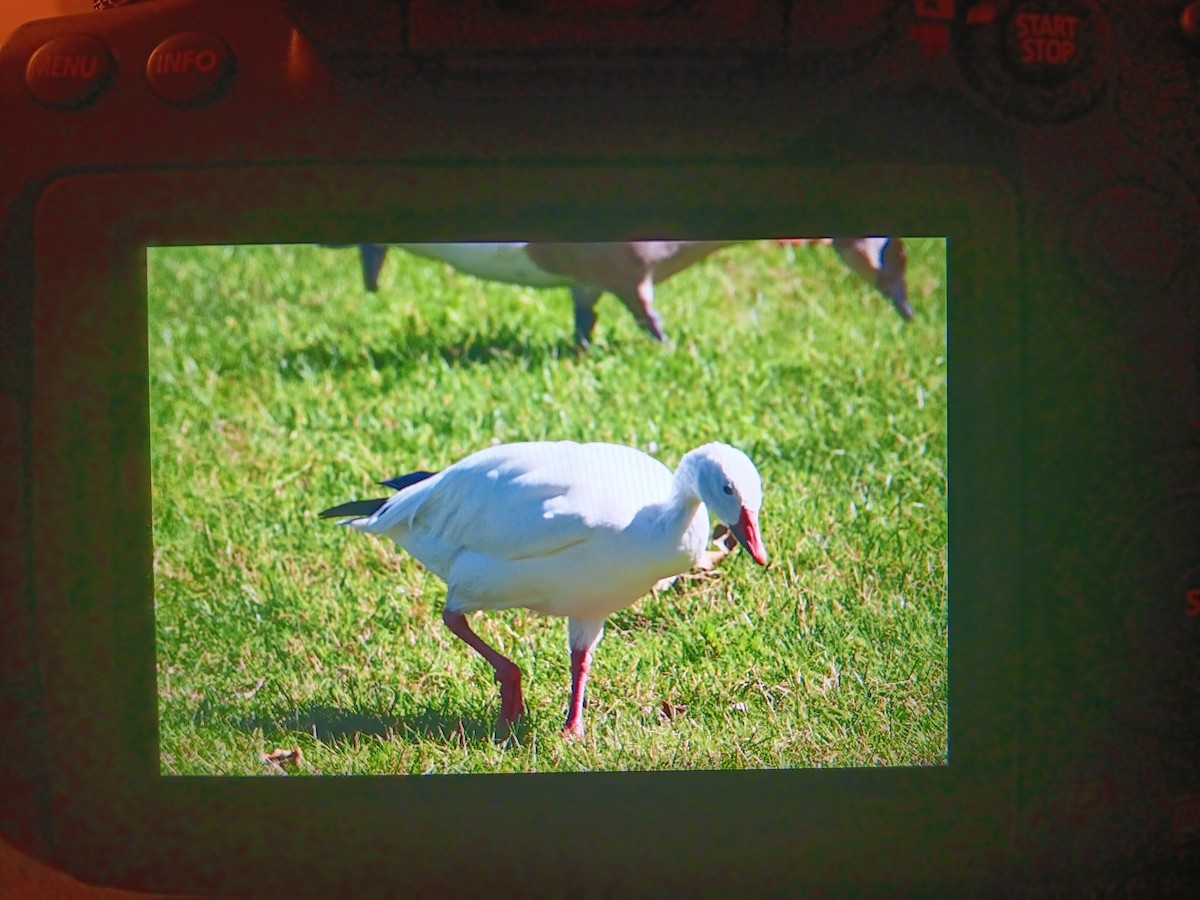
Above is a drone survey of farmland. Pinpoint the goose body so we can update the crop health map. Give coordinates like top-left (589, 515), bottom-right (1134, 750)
top-left (329, 238), bottom-right (910, 345)
top-left (321, 440), bottom-right (768, 737)
top-left (398, 241), bottom-right (731, 345)
top-left (397, 242), bottom-right (575, 290)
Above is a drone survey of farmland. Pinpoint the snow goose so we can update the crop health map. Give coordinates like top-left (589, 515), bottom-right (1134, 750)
top-left (330, 238), bottom-right (910, 347)
top-left (397, 241), bottom-right (732, 347)
top-left (319, 440), bottom-right (768, 738)
top-left (780, 237), bottom-right (912, 320)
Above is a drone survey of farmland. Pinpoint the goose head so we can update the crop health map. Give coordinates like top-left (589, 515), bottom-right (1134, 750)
top-left (681, 443), bottom-right (768, 566)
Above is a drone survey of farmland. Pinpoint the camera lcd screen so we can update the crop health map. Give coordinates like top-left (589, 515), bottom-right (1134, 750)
top-left (147, 238), bottom-right (948, 776)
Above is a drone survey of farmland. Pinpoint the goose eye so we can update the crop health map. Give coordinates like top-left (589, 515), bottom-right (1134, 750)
top-left (722, 481), bottom-right (734, 496)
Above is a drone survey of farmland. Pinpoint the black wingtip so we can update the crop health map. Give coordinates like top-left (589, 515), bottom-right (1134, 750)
top-left (318, 498), bottom-right (388, 520)
top-left (379, 470), bottom-right (437, 492)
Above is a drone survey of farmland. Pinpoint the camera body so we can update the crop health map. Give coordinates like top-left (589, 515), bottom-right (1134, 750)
top-left (1, 0), bottom-right (1198, 893)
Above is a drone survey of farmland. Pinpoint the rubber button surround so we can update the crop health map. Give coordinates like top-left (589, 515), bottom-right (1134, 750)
top-left (25, 34), bottom-right (115, 109)
top-left (954, 0), bottom-right (1109, 123)
top-left (146, 31), bottom-right (234, 105)
top-left (1182, 1), bottom-right (1200, 47)
top-left (1067, 184), bottom-right (1192, 293)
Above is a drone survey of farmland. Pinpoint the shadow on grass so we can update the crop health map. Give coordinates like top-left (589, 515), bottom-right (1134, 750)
top-left (274, 323), bottom-right (581, 383)
top-left (232, 701), bottom-right (527, 746)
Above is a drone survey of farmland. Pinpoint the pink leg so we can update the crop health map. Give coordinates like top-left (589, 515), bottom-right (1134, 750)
top-left (562, 646), bottom-right (593, 738)
top-left (617, 276), bottom-right (665, 342)
top-left (442, 609), bottom-right (525, 725)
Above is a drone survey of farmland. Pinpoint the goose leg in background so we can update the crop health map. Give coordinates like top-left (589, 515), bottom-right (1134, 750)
top-left (615, 273), bottom-right (667, 342)
top-left (830, 237), bottom-right (913, 321)
top-left (564, 618), bottom-right (605, 738)
top-left (318, 242), bottom-right (388, 291)
top-left (571, 284), bottom-right (604, 349)
top-left (442, 609), bottom-right (525, 731)
top-left (358, 243), bottom-right (389, 292)
top-left (876, 238), bottom-right (912, 320)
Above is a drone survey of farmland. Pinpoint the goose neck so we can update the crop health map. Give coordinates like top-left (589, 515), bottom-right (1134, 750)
top-left (661, 451), bottom-right (705, 530)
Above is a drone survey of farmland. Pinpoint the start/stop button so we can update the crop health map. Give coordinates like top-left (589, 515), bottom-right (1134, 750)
top-left (955, 0), bottom-right (1109, 123)
top-left (145, 31), bottom-right (234, 105)
top-left (1006, 7), bottom-right (1083, 80)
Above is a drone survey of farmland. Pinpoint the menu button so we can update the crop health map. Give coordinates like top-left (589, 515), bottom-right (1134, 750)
top-left (25, 34), bottom-right (114, 108)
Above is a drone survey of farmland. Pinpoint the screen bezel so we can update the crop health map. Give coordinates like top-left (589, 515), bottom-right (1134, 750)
top-left (32, 162), bottom-right (1019, 893)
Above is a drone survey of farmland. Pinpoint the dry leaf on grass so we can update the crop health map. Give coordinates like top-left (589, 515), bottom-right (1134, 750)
top-left (260, 747), bottom-right (304, 774)
top-left (658, 700), bottom-right (687, 720)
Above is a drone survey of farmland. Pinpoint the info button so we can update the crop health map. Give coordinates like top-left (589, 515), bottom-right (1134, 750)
top-left (146, 32), bottom-right (234, 105)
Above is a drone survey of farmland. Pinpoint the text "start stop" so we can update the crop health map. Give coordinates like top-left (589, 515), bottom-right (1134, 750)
top-left (1015, 12), bottom-right (1080, 65)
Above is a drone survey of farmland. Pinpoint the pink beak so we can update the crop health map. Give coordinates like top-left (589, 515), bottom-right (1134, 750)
top-left (731, 507), bottom-right (768, 566)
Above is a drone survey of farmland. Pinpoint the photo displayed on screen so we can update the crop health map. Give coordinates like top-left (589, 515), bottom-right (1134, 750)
top-left (148, 237), bottom-right (947, 775)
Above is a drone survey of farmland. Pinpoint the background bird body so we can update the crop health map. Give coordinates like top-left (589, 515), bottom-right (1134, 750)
top-left (398, 242), bottom-right (575, 289)
top-left (328, 238), bottom-right (909, 345)
top-left (399, 241), bottom-right (731, 344)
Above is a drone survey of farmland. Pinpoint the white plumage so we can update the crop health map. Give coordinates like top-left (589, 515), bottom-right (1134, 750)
top-left (396, 242), bottom-right (574, 289)
top-left (321, 440), bottom-right (768, 737)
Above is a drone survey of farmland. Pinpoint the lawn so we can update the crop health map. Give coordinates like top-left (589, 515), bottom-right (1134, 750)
top-left (148, 238), bottom-right (948, 775)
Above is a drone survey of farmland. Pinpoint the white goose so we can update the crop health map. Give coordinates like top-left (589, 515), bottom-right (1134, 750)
top-left (319, 441), bottom-right (768, 738)
top-left (327, 238), bottom-right (911, 346)
top-left (398, 241), bottom-right (731, 347)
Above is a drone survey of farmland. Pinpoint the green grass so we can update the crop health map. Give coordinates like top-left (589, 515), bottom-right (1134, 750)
top-left (148, 239), bottom-right (947, 775)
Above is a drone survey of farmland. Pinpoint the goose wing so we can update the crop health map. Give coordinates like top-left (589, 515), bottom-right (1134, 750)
top-left (364, 442), bottom-right (674, 564)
